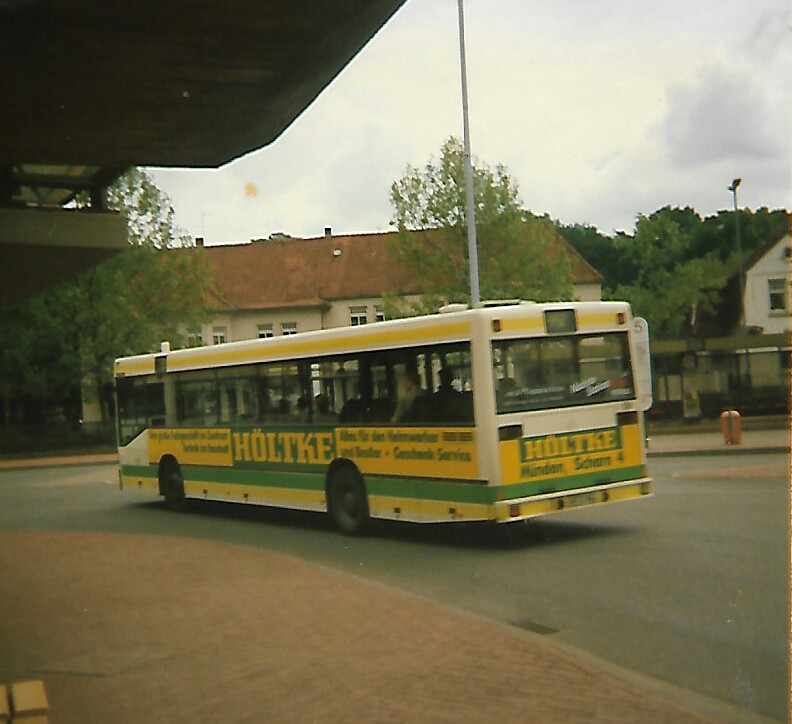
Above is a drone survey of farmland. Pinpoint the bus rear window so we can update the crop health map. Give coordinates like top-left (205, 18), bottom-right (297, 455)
top-left (492, 332), bottom-right (635, 413)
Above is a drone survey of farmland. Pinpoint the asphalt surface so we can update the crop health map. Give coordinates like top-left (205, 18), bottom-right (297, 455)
top-left (0, 430), bottom-right (788, 722)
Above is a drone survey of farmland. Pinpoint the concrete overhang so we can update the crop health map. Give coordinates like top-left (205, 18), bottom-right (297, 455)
top-left (0, 0), bottom-right (407, 302)
top-left (0, 1), bottom-right (407, 169)
top-left (0, 207), bottom-right (127, 305)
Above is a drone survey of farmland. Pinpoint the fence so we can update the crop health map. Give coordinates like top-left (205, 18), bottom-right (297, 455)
top-left (651, 333), bottom-right (790, 420)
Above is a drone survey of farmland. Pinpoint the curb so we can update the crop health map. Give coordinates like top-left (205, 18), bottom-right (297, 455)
top-left (0, 454), bottom-right (119, 471)
top-left (648, 446), bottom-right (789, 458)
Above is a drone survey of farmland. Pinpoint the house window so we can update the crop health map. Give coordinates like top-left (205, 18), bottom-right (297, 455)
top-left (186, 328), bottom-right (203, 347)
top-left (375, 305), bottom-right (386, 323)
top-left (350, 305), bottom-right (368, 326)
top-left (768, 278), bottom-right (787, 313)
top-left (779, 349), bottom-right (790, 371)
top-left (258, 324), bottom-right (274, 339)
top-left (212, 326), bottom-right (227, 345)
top-left (281, 322), bottom-right (298, 336)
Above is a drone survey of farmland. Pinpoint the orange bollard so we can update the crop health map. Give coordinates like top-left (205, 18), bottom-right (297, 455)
top-left (720, 409), bottom-right (742, 445)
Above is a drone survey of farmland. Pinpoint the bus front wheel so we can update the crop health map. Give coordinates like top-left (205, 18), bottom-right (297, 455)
top-left (327, 466), bottom-right (370, 535)
top-left (163, 469), bottom-right (186, 512)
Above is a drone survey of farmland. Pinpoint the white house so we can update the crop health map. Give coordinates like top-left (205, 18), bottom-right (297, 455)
top-left (743, 233), bottom-right (791, 334)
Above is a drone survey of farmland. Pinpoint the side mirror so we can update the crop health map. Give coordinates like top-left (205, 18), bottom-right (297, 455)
top-left (631, 317), bottom-right (652, 411)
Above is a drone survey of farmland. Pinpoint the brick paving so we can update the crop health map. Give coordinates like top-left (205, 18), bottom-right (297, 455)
top-left (0, 428), bottom-right (786, 722)
top-left (0, 531), bottom-right (772, 723)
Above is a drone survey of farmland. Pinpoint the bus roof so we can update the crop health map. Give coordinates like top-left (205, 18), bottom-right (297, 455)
top-left (114, 300), bottom-right (633, 378)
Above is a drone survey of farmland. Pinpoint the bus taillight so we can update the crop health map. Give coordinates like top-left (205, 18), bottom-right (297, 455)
top-left (617, 410), bottom-right (638, 426)
top-left (498, 424), bottom-right (522, 441)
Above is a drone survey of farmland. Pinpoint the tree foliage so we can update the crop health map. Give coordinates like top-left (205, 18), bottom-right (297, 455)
top-left (608, 209), bottom-right (730, 339)
top-left (387, 137), bottom-right (573, 315)
top-left (554, 222), bottom-right (629, 291)
top-left (1, 168), bottom-right (213, 425)
top-left (557, 205), bottom-right (789, 339)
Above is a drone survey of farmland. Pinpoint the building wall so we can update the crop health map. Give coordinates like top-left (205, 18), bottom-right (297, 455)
top-left (197, 284), bottom-right (601, 345)
top-left (189, 294), bottom-right (436, 346)
top-left (322, 297), bottom-right (389, 329)
top-left (574, 282), bottom-right (602, 302)
top-left (191, 308), bottom-right (325, 345)
top-left (744, 235), bottom-right (791, 334)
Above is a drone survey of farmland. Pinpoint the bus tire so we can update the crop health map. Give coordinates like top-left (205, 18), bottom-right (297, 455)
top-left (327, 465), bottom-right (370, 535)
top-left (163, 469), bottom-right (187, 512)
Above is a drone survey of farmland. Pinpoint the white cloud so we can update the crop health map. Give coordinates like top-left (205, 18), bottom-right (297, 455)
top-left (149, 0), bottom-right (790, 244)
top-left (662, 68), bottom-right (779, 167)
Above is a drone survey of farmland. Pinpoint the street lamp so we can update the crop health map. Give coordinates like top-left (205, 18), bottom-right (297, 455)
top-left (728, 178), bottom-right (744, 329)
top-left (457, 0), bottom-right (480, 306)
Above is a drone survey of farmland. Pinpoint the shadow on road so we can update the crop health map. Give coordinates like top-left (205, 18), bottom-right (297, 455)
top-left (131, 497), bottom-right (630, 552)
top-left (372, 516), bottom-right (631, 550)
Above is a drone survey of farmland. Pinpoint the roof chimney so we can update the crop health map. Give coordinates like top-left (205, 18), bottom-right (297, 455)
top-left (324, 227), bottom-right (332, 237)
top-left (195, 236), bottom-right (204, 247)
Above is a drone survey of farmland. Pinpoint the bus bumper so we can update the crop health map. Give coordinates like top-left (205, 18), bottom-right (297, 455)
top-left (493, 478), bottom-right (653, 523)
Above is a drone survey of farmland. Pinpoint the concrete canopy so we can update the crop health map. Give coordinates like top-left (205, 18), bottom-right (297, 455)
top-left (0, 0), bottom-right (407, 301)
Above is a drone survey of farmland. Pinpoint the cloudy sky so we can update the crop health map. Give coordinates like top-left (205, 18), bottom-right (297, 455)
top-left (149, 0), bottom-right (791, 245)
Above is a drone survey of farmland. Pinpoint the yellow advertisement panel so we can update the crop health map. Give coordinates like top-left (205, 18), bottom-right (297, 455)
top-left (500, 424), bottom-right (642, 485)
top-left (147, 425), bottom-right (477, 480)
top-left (336, 427), bottom-right (479, 481)
top-left (230, 429), bottom-right (335, 467)
top-left (148, 428), bottom-right (233, 467)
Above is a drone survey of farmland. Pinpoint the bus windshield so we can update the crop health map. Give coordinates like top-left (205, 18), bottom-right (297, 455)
top-left (492, 332), bottom-right (635, 413)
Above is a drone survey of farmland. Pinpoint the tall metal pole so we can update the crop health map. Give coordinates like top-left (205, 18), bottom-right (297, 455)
top-left (457, 0), bottom-right (480, 306)
top-left (729, 178), bottom-right (744, 328)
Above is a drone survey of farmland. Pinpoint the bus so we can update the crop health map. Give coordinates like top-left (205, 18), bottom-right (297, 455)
top-left (114, 301), bottom-right (653, 534)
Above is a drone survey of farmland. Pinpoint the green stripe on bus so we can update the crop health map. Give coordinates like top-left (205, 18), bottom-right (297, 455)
top-left (364, 476), bottom-right (494, 504)
top-left (121, 463), bottom-right (645, 505)
top-left (497, 465), bottom-right (645, 499)
top-left (122, 463), bottom-right (493, 504)
top-left (122, 464), bottom-right (324, 491)
top-left (123, 465), bottom-right (158, 478)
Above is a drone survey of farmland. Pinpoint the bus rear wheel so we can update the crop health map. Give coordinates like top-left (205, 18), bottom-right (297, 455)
top-left (327, 466), bottom-right (370, 535)
top-left (163, 469), bottom-right (186, 512)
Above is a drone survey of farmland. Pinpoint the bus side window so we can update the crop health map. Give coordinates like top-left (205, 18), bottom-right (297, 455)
top-left (257, 361), bottom-right (305, 424)
top-left (217, 375), bottom-right (258, 424)
top-left (175, 376), bottom-right (218, 426)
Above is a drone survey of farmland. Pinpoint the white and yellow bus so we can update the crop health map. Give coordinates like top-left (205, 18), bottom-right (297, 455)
top-left (115, 301), bottom-right (653, 534)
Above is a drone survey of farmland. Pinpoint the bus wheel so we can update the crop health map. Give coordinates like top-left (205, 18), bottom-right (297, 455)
top-left (327, 466), bottom-right (370, 535)
top-left (163, 470), bottom-right (186, 512)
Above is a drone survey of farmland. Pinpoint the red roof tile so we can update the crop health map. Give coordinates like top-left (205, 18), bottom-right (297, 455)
top-left (206, 229), bottom-right (602, 311)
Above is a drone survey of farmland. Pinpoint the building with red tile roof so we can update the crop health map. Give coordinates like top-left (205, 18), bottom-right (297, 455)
top-left (192, 228), bottom-right (603, 344)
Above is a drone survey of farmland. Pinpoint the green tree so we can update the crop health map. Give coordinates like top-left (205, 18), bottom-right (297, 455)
top-left (387, 137), bottom-right (573, 315)
top-left (694, 207), bottom-right (789, 262)
top-left (1, 169), bottom-right (213, 427)
top-left (554, 221), bottom-right (630, 292)
top-left (0, 291), bottom-right (84, 427)
top-left (558, 206), bottom-right (789, 300)
top-left (610, 209), bottom-right (729, 339)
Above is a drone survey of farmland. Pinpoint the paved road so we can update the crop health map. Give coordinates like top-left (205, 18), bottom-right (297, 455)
top-left (0, 453), bottom-right (788, 720)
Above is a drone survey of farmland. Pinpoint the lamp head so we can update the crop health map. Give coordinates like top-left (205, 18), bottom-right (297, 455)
top-left (729, 178), bottom-right (742, 192)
